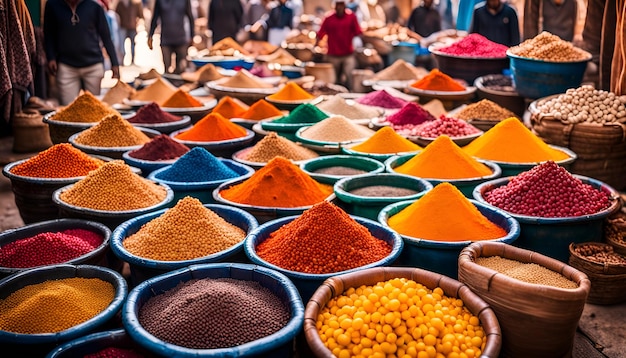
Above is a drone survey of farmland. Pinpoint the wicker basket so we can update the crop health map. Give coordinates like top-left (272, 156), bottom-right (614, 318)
top-left (529, 97), bottom-right (626, 190)
top-left (568, 242), bottom-right (626, 305)
top-left (606, 214), bottom-right (626, 256)
top-left (458, 242), bottom-right (590, 358)
top-left (304, 267), bottom-right (502, 358)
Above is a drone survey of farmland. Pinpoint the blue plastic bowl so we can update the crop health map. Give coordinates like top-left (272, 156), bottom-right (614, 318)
top-left (46, 329), bottom-right (152, 357)
top-left (148, 159), bottom-right (255, 204)
top-left (0, 264), bottom-right (127, 356)
top-left (110, 204), bottom-right (259, 286)
top-left (299, 155), bottom-right (386, 185)
top-left (473, 175), bottom-right (621, 262)
top-left (385, 154), bottom-right (502, 197)
top-left (378, 199), bottom-right (520, 279)
top-left (507, 50), bottom-right (591, 99)
top-left (0, 219), bottom-right (112, 279)
top-left (333, 173), bottom-right (433, 220)
top-left (123, 263), bottom-right (304, 357)
top-left (191, 56), bottom-right (255, 70)
top-left (244, 215), bottom-right (403, 301)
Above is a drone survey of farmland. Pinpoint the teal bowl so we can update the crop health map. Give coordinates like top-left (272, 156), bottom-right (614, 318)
top-left (110, 204), bottom-right (258, 286)
top-left (299, 155), bottom-right (385, 185)
top-left (0, 264), bottom-right (127, 356)
top-left (378, 199), bottom-right (520, 279)
top-left (473, 175), bottom-right (621, 262)
top-left (333, 173), bottom-right (433, 220)
top-left (244, 215), bottom-right (403, 301)
top-left (147, 159), bottom-right (255, 204)
top-left (385, 154), bottom-right (502, 197)
top-left (122, 263), bottom-right (304, 357)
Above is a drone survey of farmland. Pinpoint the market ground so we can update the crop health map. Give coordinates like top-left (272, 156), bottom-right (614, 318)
top-left (1, 30), bottom-right (625, 357)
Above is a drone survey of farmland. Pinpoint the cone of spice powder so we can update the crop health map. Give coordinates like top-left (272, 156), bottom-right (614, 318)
top-left (349, 127), bottom-right (421, 154)
top-left (238, 99), bottom-right (284, 120)
top-left (127, 102), bottom-right (183, 124)
top-left (131, 77), bottom-right (178, 104)
top-left (50, 91), bottom-right (120, 123)
top-left (371, 59), bottom-right (427, 81)
top-left (299, 115), bottom-right (375, 143)
top-left (388, 182), bottom-right (507, 241)
top-left (59, 160), bottom-right (168, 211)
top-left (101, 80), bottom-right (136, 106)
top-left (122, 196), bottom-right (246, 261)
top-left (128, 134), bottom-right (190, 161)
top-left (181, 63), bottom-right (224, 83)
top-left (174, 112), bottom-right (248, 141)
top-left (266, 103), bottom-right (328, 125)
top-left (161, 89), bottom-right (204, 108)
top-left (220, 69), bottom-right (274, 89)
top-left (9, 143), bottom-right (105, 178)
top-left (316, 95), bottom-right (381, 119)
top-left (393, 135), bottom-right (492, 179)
top-left (212, 96), bottom-right (249, 119)
top-left (74, 115), bottom-right (151, 147)
top-left (356, 89), bottom-right (407, 109)
top-left (410, 69), bottom-right (466, 92)
top-left (219, 157), bottom-right (332, 207)
top-left (267, 82), bottom-right (315, 101)
top-left (386, 102), bottom-right (436, 127)
top-left (255, 201), bottom-right (392, 274)
top-left (241, 132), bottom-right (319, 162)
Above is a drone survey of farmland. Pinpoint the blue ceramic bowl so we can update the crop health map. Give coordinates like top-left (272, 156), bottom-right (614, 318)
top-left (244, 215), bottom-right (403, 301)
top-left (473, 175), bottom-right (621, 262)
top-left (378, 199), bottom-right (520, 279)
top-left (110, 204), bottom-right (258, 286)
top-left (123, 263), bottom-right (304, 357)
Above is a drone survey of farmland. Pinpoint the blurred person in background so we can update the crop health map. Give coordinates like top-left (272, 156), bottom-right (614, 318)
top-left (316, 0), bottom-right (363, 90)
top-left (523, 0), bottom-right (577, 42)
top-left (469, 0), bottom-right (520, 46)
top-left (407, 0), bottom-right (442, 37)
top-left (243, 0), bottom-right (271, 41)
top-left (148, 0), bottom-right (195, 74)
top-left (267, 0), bottom-right (294, 46)
top-left (208, 0), bottom-right (244, 44)
top-left (44, 0), bottom-right (120, 105)
top-left (115, 0), bottom-right (144, 65)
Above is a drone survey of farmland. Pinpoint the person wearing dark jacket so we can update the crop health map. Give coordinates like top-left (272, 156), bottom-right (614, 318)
top-left (469, 0), bottom-right (520, 47)
top-left (208, 0), bottom-right (244, 44)
top-left (407, 0), bottom-right (442, 37)
top-left (44, 0), bottom-right (120, 105)
top-left (266, 0), bottom-right (293, 46)
top-left (148, 0), bottom-right (194, 74)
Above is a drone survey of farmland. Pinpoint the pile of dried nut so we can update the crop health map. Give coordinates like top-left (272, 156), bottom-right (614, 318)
top-left (509, 31), bottom-right (591, 62)
top-left (535, 85), bottom-right (626, 124)
top-left (573, 243), bottom-right (626, 265)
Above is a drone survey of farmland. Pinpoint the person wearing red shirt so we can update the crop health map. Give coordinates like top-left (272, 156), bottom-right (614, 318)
top-left (315, 0), bottom-right (363, 90)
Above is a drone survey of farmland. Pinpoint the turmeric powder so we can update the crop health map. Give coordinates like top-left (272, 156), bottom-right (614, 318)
top-left (388, 182), bottom-right (507, 241)
top-left (349, 127), bottom-right (422, 154)
top-left (394, 135), bottom-right (492, 179)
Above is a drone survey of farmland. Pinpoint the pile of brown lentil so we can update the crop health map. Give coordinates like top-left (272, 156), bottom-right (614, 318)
top-left (508, 31), bottom-right (590, 62)
top-left (476, 256), bottom-right (578, 289)
top-left (138, 277), bottom-right (290, 349)
top-left (50, 91), bottom-right (119, 123)
top-left (122, 196), bottom-right (246, 261)
top-left (74, 115), bottom-right (151, 147)
top-left (59, 160), bottom-right (167, 211)
top-left (455, 99), bottom-right (518, 121)
top-left (9, 143), bottom-right (104, 178)
top-left (242, 132), bottom-right (319, 163)
top-left (534, 85), bottom-right (626, 123)
top-left (572, 243), bottom-right (626, 265)
top-left (0, 277), bottom-right (115, 334)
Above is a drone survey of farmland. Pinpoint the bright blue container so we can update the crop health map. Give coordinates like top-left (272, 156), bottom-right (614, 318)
top-left (333, 173), bottom-right (433, 220)
top-left (384, 154), bottom-right (502, 197)
top-left (123, 263), bottom-right (304, 357)
top-left (507, 51), bottom-right (591, 99)
top-left (378, 199), bottom-right (520, 279)
top-left (148, 159), bottom-right (254, 205)
top-left (244, 215), bottom-right (403, 301)
top-left (46, 329), bottom-right (152, 357)
top-left (110, 204), bottom-right (258, 286)
top-left (0, 264), bottom-right (127, 356)
top-left (473, 175), bottom-right (621, 262)
top-left (300, 155), bottom-right (386, 185)
top-left (191, 56), bottom-right (255, 70)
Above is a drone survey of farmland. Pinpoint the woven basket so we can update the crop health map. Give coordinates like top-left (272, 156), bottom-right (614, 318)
top-left (568, 242), bottom-right (626, 305)
top-left (304, 267), bottom-right (502, 358)
top-left (606, 214), bottom-right (626, 255)
top-left (458, 242), bottom-right (590, 358)
top-left (529, 97), bottom-right (626, 190)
